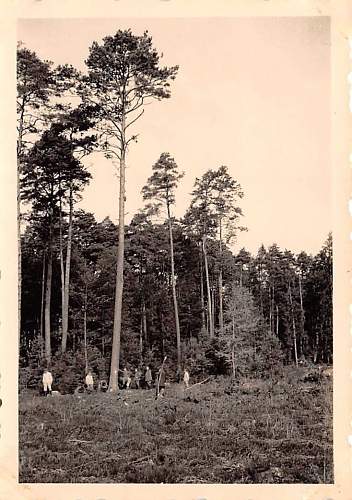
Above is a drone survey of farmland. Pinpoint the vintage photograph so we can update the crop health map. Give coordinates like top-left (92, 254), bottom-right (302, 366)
top-left (17, 16), bottom-right (333, 484)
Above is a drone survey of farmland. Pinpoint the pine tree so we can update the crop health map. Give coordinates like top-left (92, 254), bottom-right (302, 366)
top-left (50, 107), bottom-right (96, 353)
top-left (21, 131), bottom-right (89, 363)
top-left (80, 30), bottom-right (178, 391)
top-left (142, 152), bottom-right (184, 371)
top-left (220, 285), bottom-right (283, 378)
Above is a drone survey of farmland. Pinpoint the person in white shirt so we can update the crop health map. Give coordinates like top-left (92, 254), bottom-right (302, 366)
top-left (42, 369), bottom-right (53, 396)
top-left (183, 369), bottom-right (190, 389)
top-left (85, 371), bottom-right (94, 392)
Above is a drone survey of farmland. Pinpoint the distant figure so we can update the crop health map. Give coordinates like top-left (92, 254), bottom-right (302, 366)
top-left (134, 368), bottom-right (142, 389)
top-left (183, 369), bottom-right (190, 389)
top-left (42, 369), bottom-right (53, 396)
top-left (122, 368), bottom-right (131, 389)
top-left (155, 368), bottom-right (166, 399)
top-left (98, 380), bottom-right (108, 392)
top-left (145, 366), bottom-right (152, 389)
top-left (175, 368), bottom-right (182, 384)
top-left (85, 371), bottom-right (94, 392)
top-left (74, 385), bottom-right (85, 396)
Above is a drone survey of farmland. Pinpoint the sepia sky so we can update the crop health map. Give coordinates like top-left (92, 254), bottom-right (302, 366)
top-left (18, 17), bottom-right (331, 255)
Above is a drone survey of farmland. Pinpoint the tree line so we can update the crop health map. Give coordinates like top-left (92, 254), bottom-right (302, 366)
top-left (17, 30), bottom-right (332, 390)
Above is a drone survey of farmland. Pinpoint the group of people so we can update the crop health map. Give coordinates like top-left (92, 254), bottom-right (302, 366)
top-left (41, 366), bottom-right (191, 397)
top-left (120, 366), bottom-right (153, 390)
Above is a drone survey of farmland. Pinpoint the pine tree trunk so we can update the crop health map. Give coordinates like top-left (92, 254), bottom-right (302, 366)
top-left (18, 173), bottom-right (22, 339)
top-left (231, 314), bottom-right (236, 378)
top-left (269, 286), bottom-right (272, 334)
top-left (44, 227), bottom-right (53, 365)
top-left (17, 104), bottom-right (25, 338)
top-left (298, 273), bottom-right (305, 355)
top-left (167, 201), bottom-right (181, 372)
top-left (59, 194), bottom-right (65, 346)
top-left (288, 281), bottom-right (298, 366)
top-left (39, 249), bottom-right (46, 360)
top-left (109, 123), bottom-right (126, 392)
top-left (259, 267), bottom-right (263, 314)
top-left (83, 283), bottom-right (88, 373)
top-left (313, 328), bottom-right (319, 363)
top-left (199, 244), bottom-right (206, 329)
top-left (62, 187), bottom-right (73, 353)
top-left (218, 218), bottom-right (224, 335)
top-left (202, 236), bottom-right (214, 337)
top-left (272, 285), bottom-right (275, 334)
top-left (142, 298), bottom-right (148, 344)
top-left (139, 314), bottom-right (143, 365)
top-left (276, 304), bottom-right (279, 337)
top-left (211, 285), bottom-right (215, 333)
top-left (72, 316), bottom-right (76, 352)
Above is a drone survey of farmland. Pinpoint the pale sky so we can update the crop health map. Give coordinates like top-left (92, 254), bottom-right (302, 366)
top-left (18, 17), bottom-right (331, 255)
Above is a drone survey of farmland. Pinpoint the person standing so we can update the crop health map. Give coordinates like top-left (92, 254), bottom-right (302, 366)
top-left (85, 371), bottom-right (94, 392)
top-left (42, 369), bottom-right (53, 396)
top-left (145, 366), bottom-right (152, 389)
top-left (183, 368), bottom-right (190, 389)
top-left (122, 368), bottom-right (131, 389)
top-left (134, 368), bottom-right (142, 389)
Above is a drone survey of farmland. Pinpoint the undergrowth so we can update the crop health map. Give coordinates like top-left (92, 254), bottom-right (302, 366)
top-left (19, 367), bottom-right (333, 483)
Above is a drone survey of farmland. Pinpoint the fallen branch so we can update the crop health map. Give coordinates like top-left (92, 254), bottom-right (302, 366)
top-left (129, 455), bottom-right (150, 466)
top-left (185, 377), bottom-right (210, 391)
top-left (68, 439), bottom-right (93, 444)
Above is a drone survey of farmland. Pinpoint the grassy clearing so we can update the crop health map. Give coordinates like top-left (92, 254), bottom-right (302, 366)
top-left (19, 368), bottom-right (333, 483)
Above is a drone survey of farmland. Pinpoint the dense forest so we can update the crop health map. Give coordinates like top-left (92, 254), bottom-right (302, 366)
top-left (17, 31), bottom-right (333, 393)
top-left (20, 208), bottom-right (333, 383)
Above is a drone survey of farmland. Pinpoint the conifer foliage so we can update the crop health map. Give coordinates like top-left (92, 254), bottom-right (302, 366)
top-left (221, 285), bottom-right (283, 378)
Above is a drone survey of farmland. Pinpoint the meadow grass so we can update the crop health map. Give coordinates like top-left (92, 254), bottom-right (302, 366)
top-left (19, 367), bottom-right (333, 483)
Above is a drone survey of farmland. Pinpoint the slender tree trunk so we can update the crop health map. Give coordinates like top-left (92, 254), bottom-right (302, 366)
top-left (231, 313), bottom-right (236, 378)
top-left (298, 273), bottom-right (305, 355)
top-left (314, 326), bottom-right (321, 364)
top-left (84, 282), bottom-right (88, 373)
top-left (142, 298), bottom-right (148, 344)
top-left (288, 281), bottom-right (298, 366)
top-left (139, 314), bottom-right (143, 365)
top-left (72, 317), bottom-right (76, 352)
top-left (276, 304), bottom-right (279, 337)
top-left (211, 285), bottom-right (215, 333)
top-left (218, 218), bottom-right (224, 335)
top-left (271, 285), bottom-right (275, 334)
top-left (39, 249), bottom-right (46, 359)
top-left (202, 236), bottom-right (214, 337)
top-left (17, 103), bottom-right (25, 338)
top-left (109, 123), bottom-right (126, 392)
top-left (269, 286), bottom-right (272, 334)
top-left (188, 304), bottom-right (192, 341)
top-left (59, 192), bottom-right (65, 344)
top-left (44, 222), bottom-right (53, 365)
top-left (199, 244), bottom-right (206, 329)
top-left (62, 187), bottom-right (73, 353)
top-left (167, 201), bottom-right (181, 372)
top-left (259, 265), bottom-right (263, 314)
top-left (18, 182), bottom-right (22, 338)
top-left (259, 288), bottom-right (263, 314)
top-left (160, 308), bottom-right (165, 359)
top-left (239, 265), bottom-right (243, 287)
